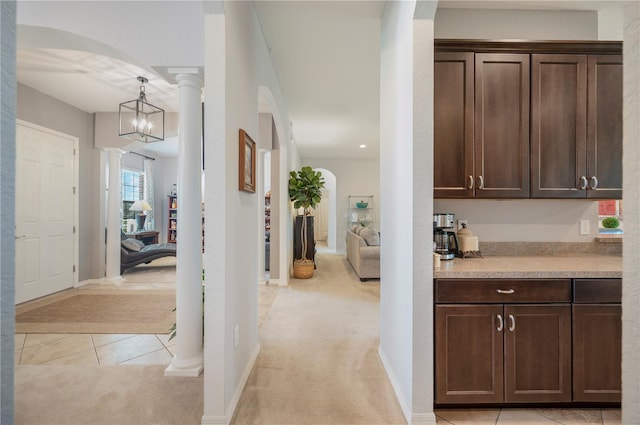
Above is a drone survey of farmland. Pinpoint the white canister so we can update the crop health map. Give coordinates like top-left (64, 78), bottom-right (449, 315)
top-left (433, 252), bottom-right (441, 269)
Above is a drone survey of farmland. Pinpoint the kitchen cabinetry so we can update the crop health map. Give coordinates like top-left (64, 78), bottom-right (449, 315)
top-left (435, 279), bottom-right (572, 404)
top-left (434, 53), bottom-right (529, 198)
top-left (434, 40), bottom-right (622, 200)
top-left (530, 53), bottom-right (622, 198)
top-left (348, 195), bottom-right (375, 228)
top-left (168, 195), bottom-right (177, 243)
top-left (572, 279), bottom-right (621, 402)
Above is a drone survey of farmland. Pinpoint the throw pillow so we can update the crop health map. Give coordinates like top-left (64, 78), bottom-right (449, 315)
top-left (122, 238), bottom-right (145, 252)
top-left (360, 227), bottom-right (380, 246)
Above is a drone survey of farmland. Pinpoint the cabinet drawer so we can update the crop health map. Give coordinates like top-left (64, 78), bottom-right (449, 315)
top-left (435, 279), bottom-right (572, 303)
top-left (574, 279), bottom-right (621, 303)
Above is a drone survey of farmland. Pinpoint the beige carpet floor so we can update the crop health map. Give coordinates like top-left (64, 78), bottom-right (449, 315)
top-left (230, 253), bottom-right (405, 425)
top-left (15, 365), bottom-right (203, 425)
top-left (15, 289), bottom-right (176, 334)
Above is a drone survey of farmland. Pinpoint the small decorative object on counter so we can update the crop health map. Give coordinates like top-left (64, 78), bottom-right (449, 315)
top-left (456, 223), bottom-right (482, 259)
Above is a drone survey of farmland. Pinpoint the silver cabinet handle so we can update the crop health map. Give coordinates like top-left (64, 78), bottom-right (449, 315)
top-left (468, 175), bottom-right (474, 190)
top-left (15, 235), bottom-right (26, 240)
top-left (496, 289), bottom-right (515, 294)
top-left (508, 314), bottom-right (516, 332)
top-left (497, 314), bottom-right (504, 332)
top-left (477, 175), bottom-right (485, 190)
top-left (590, 176), bottom-right (599, 189)
top-left (579, 176), bottom-right (588, 190)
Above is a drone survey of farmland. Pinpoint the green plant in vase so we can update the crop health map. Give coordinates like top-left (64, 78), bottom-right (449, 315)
top-left (288, 166), bottom-right (325, 278)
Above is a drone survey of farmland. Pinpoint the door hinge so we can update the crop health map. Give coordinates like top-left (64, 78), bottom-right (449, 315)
top-left (73, 148), bottom-right (76, 155)
top-left (73, 226), bottom-right (76, 234)
top-left (73, 186), bottom-right (76, 195)
top-left (73, 265), bottom-right (76, 273)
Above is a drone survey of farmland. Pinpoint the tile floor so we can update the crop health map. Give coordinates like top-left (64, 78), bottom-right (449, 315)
top-left (435, 408), bottom-right (621, 424)
top-left (15, 332), bottom-right (175, 366)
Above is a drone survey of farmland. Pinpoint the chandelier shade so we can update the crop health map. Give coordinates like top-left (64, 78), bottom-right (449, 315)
top-left (119, 76), bottom-right (165, 143)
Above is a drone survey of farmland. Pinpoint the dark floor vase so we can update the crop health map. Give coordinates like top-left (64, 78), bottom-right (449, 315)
top-left (293, 215), bottom-right (315, 263)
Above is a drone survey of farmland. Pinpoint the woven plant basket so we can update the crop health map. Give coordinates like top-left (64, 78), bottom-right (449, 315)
top-left (293, 260), bottom-right (314, 279)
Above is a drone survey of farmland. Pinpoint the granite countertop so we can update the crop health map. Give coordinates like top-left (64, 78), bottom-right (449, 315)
top-left (433, 255), bottom-right (622, 279)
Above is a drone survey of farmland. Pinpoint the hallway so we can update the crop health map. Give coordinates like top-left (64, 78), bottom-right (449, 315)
top-left (232, 251), bottom-right (404, 424)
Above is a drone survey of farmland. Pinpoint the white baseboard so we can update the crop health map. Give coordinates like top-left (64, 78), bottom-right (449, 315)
top-left (268, 278), bottom-right (287, 287)
top-left (378, 346), bottom-right (437, 425)
top-left (76, 278), bottom-right (104, 287)
top-left (378, 345), bottom-right (411, 424)
top-left (225, 342), bottom-right (260, 424)
top-left (200, 416), bottom-right (226, 425)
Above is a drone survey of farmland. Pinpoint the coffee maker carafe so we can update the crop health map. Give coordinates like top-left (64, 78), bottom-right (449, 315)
top-left (433, 213), bottom-right (459, 260)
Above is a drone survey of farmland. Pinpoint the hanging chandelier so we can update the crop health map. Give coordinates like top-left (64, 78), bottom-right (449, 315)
top-left (118, 76), bottom-right (165, 143)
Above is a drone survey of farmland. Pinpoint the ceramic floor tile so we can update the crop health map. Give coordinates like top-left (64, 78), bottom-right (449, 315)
top-left (119, 347), bottom-right (173, 365)
top-left (156, 333), bottom-right (176, 348)
top-left (602, 409), bottom-right (621, 425)
top-left (42, 348), bottom-right (99, 365)
top-left (536, 408), bottom-right (602, 425)
top-left (20, 334), bottom-right (94, 365)
top-left (95, 334), bottom-right (164, 365)
top-left (435, 409), bottom-right (500, 425)
top-left (23, 333), bottom-right (70, 348)
top-left (15, 334), bottom-right (25, 350)
top-left (166, 344), bottom-right (176, 356)
top-left (91, 333), bottom-right (136, 347)
top-left (497, 409), bottom-right (560, 424)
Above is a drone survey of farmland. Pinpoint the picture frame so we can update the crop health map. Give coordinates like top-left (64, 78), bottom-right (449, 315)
top-left (239, 129), bottom-right (256, 193)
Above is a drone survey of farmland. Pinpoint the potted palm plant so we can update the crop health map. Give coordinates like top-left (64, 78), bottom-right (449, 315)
top-left (288, 166), bottom-right (325, 278)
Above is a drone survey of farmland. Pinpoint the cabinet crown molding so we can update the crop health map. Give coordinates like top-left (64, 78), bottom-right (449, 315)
top-left (435, 39), bottom-right (622, 55)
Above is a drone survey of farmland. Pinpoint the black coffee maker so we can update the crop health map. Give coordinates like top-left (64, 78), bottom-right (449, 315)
top-left (433, 213), bottom-right (459, 260)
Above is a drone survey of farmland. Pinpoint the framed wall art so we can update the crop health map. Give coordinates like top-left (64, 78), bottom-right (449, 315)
top-left (239, 129), bottom-right (256, 193)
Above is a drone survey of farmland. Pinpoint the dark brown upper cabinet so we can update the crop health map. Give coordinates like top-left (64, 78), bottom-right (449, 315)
top-left (434, 52), bottom-right (530, 198)
top-left (434, 40), bottom-right (622, 200)
top-left (587, 55), bottom-right (623, 199)
top-left (475, 54), bottom-right (530, 198)
top-left (434, 52), bottom-right (474, 198)
top-left (531, 54), bottom-right (622, 199)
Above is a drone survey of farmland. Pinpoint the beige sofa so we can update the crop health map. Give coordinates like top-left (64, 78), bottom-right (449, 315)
top-left (346, 227), bottom-right (380, 281)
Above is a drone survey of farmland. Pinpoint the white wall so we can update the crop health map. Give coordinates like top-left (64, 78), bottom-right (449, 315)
top-left (598, 5), bottom-right (624, 40)
top-left (622, 4), bottom-right (640, 423)
top-left (202, 2), bottom-right (292, 422)
top-left (435, 8), bottom-right (597, 40)
top-left (303, 158), bottom-right (379, 254)
top-left (380, 2), bottom-right (438, 423)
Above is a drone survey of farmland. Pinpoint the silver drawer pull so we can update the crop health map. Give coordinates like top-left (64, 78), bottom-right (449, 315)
top-left (508, 314), bottom-right (516, 332)
top-left (496, 289), bottom-right (515, 294)
top-left (468, 175), bottom-right (474, 190)
top-left (496, 314), bottom-right (504, 332)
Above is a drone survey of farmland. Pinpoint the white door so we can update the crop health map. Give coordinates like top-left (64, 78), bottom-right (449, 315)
top-left (15, 122), bottom-right (76, 304)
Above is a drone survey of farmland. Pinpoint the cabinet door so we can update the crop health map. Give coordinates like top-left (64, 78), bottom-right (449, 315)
top-left (504, 304), bottom-right (572, 403)
top-left (434, 52), bottom-right (474, 198)
top-left (573, 304), bottom-right (621, 402)
top-left (531, 54), bottom-right (588, 198)
top-left (435, 305), bottom-right (504, 404)
top-left (474, 54), bottom-right (530, 198)
top-left (587, 55), bottom-right (622, 199)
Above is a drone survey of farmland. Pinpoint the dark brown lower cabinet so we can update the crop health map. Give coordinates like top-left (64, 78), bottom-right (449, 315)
top-left (435, 304), bottom-right (572, 404)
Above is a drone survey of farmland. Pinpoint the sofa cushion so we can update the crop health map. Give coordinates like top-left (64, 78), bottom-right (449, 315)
top-left (122, 238), bottom-right (145, 252)
top-left (359, 227), bottom-right (380, 246)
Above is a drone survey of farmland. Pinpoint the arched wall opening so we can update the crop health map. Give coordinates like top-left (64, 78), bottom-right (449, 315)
top-left (311, 168), bottom-right (337, 251)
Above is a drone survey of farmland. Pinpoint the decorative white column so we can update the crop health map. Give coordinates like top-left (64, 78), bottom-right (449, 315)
top-left (105, 148), bottom-right (124, 280)
top-left (165, 70), bottom-right (203, 377)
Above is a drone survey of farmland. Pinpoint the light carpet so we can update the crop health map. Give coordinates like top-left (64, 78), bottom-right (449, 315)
top-left (15, 365), bottom-right (203, 425)
top-left (231, 252), bottom-right (405, 425)
top-left (15, 289), bottom-right (176, 334)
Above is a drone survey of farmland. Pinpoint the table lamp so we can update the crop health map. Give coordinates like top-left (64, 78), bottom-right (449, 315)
top-left (129, 200), bottom-right (152, 231)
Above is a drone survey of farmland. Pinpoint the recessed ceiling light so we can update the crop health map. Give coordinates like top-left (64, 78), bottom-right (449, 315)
top-left (359, 144), bottom-right (366, 148)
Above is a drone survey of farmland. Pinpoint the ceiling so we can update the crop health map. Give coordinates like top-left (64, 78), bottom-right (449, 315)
top-left (16, 0), bottom-right (619, 160)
